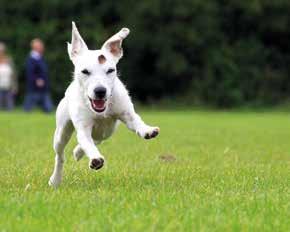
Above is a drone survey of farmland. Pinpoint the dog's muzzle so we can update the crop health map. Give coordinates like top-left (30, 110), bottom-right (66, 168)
top-left (89, 86), bottom-right (107, 113)
top-left (89, 98), bottom-right (106, 113)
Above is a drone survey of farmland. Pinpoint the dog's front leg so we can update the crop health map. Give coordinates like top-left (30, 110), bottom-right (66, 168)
top-left (119, 109), bottom-right (160, 140)
top-left (74, 123), bottom-right (105, 170)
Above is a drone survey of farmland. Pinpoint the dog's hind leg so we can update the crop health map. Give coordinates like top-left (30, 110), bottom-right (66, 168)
top-left (49, 99), bottom-right (74, 188)
top-left (73, 139), bottom-right (102, 161)
top-left (73, 144), bottom-right (85, 161)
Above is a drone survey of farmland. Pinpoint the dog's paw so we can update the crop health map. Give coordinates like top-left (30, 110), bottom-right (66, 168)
top-left (89, 157), bottom-right (104, 170)
top-left (48, 176), bottom-right (61, 188)
top-left (137, 126), bottom-right (160, 140)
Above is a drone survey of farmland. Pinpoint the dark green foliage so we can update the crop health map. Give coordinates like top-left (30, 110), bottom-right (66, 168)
top-left (0, 0), bottom-right (289, 107)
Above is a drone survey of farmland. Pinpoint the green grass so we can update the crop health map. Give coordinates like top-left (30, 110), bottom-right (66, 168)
top-left (0, 110), bottom-right (289, 231)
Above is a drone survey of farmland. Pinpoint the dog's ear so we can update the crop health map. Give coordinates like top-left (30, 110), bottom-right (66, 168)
top-left (101, 28), bottom-right (130, 62)
top-left (67, 21), bottom-right (88, 60)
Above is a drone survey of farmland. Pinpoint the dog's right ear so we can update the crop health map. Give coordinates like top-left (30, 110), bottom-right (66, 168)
top-left (101, 28), bottom-right (130, 63)
top-left (67, 21), bottom-right (88, 61)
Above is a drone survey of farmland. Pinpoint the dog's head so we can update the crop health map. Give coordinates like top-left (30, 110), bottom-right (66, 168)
top-left (67, 22), bottom-right (130, 114)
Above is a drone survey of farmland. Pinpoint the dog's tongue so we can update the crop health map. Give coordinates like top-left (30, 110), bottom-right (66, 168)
top-left (92, 99), bottom-right (105, 109)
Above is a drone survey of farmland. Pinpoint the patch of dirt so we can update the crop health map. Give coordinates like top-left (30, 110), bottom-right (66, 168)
top-left (159, 154), bottom-right (177, 163)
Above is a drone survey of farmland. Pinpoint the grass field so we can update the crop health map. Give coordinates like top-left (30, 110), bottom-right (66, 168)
top-left (0, 110), bottom-right (289, 231)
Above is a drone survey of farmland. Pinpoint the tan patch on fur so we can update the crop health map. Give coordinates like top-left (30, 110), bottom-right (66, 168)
top-left (98, 54), bottom-right (106, 64)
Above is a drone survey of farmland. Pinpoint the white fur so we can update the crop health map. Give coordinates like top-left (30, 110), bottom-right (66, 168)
top-left (49, 22), bottom-right (159, 188)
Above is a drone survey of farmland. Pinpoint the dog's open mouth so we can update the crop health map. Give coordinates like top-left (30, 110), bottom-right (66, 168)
top-left (89, 98), bottom-right (106, 113)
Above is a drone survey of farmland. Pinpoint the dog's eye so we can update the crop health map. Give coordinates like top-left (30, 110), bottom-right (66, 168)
top-left (106, 68), bottom-right (115, 75)
top-left (81, 69), bottom-right (91, 75)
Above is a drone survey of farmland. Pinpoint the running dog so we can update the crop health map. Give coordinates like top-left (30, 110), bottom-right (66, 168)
top-left (49, 22), bottom-right (160, 187)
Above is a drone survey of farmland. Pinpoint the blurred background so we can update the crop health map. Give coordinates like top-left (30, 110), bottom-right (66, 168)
top-left (1, 0), bottom-right (290, 108)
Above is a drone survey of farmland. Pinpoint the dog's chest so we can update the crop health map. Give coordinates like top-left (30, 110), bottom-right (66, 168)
top-left (91, 117), bottom-right (119, 141)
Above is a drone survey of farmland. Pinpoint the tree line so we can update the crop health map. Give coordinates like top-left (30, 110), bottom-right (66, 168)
top-left (0, 0), bottom-right (290, 107)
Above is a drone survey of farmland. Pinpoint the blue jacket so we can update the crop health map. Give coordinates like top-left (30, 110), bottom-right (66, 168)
top-left (25, 53), bottom-right (49, 92)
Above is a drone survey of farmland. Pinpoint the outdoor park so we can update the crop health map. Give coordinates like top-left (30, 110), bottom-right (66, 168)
top-left (0, 1), bottom-right (290, 231)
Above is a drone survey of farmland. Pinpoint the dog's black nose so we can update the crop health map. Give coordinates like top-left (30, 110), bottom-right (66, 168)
top-left (94, 87), bottom-right (107, 99)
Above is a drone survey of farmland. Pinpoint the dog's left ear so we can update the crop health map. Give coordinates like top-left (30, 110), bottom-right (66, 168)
top-left (101, 28), bottom-right (130, 62)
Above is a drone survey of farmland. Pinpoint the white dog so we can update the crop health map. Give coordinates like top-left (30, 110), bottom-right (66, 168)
top-left (49, 22), bottom-right (160, 187)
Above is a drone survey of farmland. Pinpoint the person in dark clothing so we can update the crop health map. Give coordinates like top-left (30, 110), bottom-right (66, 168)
top-left (23, 38), bottom-right (53, 112)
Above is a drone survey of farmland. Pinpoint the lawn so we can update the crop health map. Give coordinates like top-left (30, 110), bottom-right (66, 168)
top-left (0, 110), bottom-right (289, 231)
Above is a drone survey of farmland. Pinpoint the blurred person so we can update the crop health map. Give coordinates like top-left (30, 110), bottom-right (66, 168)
top-left (0, 42), bottom-right (17, 110)
top-left (23, 38), bottom-right (53, 112)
